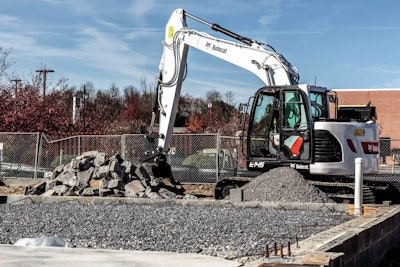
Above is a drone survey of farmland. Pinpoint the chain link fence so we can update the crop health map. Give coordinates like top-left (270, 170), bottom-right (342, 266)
top-left (0, 133), bottom-right (40, 178)
top-left (378, 138), bottom-right (400, 175)
top-left (1, 132), bottom-right (400, 183)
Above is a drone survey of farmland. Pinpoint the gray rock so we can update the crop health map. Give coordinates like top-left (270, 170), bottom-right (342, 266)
top-left (106, 179), bottom-right (121, 189)
top-left (63, 174), bottom-right (79, 188)
top-left (125, 180), bottom-right (145, 195)
top-left (77, 167), bottom-right (94, 186)
top-left (93, 152), bottom-right (108, 167)
top-left (81, 187), bottom-right (99, 196)
top-left (99, 188), bottom-right (113, 197)
top-left (125, 191), bottom-right (139, 198)
top-left (41, 189), bottom-right (55, 197)
top-left (45, 179), bottom-right (58, 191)
top-left (93, 165), bottom-right (110, 180)
top-left (183, 194), bottom-right (198, 200)
top-left (53, 185), bottom-right (69, 196)
top-left (56, 171), bottom-right (77, 186)
top-left (146, 191), bottom-right (162, 199)
top-left (79, 157), bottom-right (92, 171)
top-left (66, 158), bottom-right (81, 171)
top-left (25, 181), bottom-right (46, 195)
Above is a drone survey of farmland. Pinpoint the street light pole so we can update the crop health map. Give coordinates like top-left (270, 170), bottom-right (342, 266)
top-left (36, 68), bottom-right (54, 98)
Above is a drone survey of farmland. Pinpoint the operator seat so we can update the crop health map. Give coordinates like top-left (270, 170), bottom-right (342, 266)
top-left (282, 135), bottom-right (303, 159)
top-left (282, 96), bottom-right (306, 159)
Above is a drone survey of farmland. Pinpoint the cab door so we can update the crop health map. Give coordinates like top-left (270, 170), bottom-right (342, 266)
top-left (279, 89), bottom-right (312, 164)
top-left (247, 89), bottom-right (281, 171)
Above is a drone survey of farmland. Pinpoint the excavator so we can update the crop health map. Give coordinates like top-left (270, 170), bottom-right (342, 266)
top-left (144, 8), bottom-right (399, 203)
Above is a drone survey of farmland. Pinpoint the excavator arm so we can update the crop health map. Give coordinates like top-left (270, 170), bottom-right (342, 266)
top-left (147, 8), bottom-right (299, 159)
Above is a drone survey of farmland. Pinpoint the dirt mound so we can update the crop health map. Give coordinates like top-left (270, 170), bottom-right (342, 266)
top-left (242, 167), bottom-right (334, 203)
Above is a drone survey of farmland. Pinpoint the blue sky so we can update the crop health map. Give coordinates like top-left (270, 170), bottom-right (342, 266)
top-left (2, 0), bottom-right (400, 104)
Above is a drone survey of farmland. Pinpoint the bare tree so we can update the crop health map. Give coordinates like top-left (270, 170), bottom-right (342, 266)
top-left (206, 89), bottom-right (222, 102)
top-left (0, 47), bottom-right (13, 79)
top-left (224, 90), bottom-right (236, 106)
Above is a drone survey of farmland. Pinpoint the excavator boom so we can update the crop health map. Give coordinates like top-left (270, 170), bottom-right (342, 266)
top-left (150, 8), bottom-right (299, 154)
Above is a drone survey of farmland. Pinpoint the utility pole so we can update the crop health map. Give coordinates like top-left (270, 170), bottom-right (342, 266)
top-left (36, 68), bottom-right (54, 98)
top-left (83, 85), bottom-right (87, 132)
top-left (10, 79), bottom-right (21, 96)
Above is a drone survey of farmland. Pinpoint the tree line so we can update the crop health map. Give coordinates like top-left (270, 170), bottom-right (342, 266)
top-left (0, 48), bottom-right (240, 138)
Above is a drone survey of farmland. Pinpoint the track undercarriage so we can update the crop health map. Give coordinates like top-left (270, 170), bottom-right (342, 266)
top-left (213, 171), bottom-right (400, 204)
top-left (303, 175), bottom-right (400, 204)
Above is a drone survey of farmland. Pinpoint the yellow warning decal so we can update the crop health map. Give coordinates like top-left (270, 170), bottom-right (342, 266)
top-left (168, 26), bottom-right (174, 39)
top-left (354, 128), bottom-right (365, 136)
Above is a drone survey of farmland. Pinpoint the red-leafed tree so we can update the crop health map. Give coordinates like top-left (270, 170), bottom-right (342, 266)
top-left (0, 83), bottom-right (75, 134)
top-left (0, 49), bottom-right (241, 137)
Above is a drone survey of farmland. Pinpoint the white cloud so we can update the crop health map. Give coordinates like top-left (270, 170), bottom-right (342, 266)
top-left (128, 0), bottom-right (155, 19)
top-left (0, 15), bottom-right (19, 25)
top-left (41, 0), bottom-right (96, 15)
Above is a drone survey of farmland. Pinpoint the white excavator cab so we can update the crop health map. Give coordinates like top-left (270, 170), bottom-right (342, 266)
top-left (246, 84), bottom-right (379, 176)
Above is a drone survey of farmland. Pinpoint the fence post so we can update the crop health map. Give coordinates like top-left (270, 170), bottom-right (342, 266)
top-left (77, 136), bottom-right (81, 156)
top-left (34, 133), bottom-right (41, 179)
top-left (392, 153), bottom-right (395, 174)
top-left (354, 157), bottom-right (363, 215)
top-left (0, 143), bottom-right (3, 178)
top-left (121, 134), bottom-right (126, 160)
top-left (59, 149), bottom-right (63, 165)
top-left (216, 130), bottom-right (221, 183)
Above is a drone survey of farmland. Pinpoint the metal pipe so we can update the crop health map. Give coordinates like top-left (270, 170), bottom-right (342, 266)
top-left (183, 10), bottom-right (254, 46)
top-left (265, 244), bottom-right (269, 258)
top-left (354, 157), bottom-right (363, 216)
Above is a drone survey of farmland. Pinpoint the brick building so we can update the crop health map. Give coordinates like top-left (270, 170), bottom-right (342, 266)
top-left (333, 88), bottom-right (400, 139)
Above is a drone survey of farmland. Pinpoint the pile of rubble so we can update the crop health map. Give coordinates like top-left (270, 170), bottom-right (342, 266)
top-left (26, 151), bottom-right (190, 199)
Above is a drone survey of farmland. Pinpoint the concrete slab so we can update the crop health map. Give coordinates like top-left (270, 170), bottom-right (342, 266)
top-left (0, 244), bottom-right (241, 267)
top-left (247, 205), bottom-right (400, 267)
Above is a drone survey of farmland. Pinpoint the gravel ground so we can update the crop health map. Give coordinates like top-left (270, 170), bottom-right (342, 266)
top-left (0, 202), bottom-right (353, 261)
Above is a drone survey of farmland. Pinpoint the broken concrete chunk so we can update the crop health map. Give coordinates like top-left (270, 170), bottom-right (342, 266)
top-left (66, 158), bottom-right (81, 171)
top-left (79, 157), bottom-right (93, 171)
top-left (158, 188), bottom-right (177, 199)
top-left (93, 165), bottom-right (110, 180)
top-left (57, 171), bottom-right (79, 187)
top-left (45, 179), bottom-right (58, 191)
top-left (41, 189), bottom-right (55, 197)
top-left (89, 179), bottom-right (101, 189)
top-left (77, 167), bottom-right (94, 186)
top-left (125, 180), bottom-right (145, 195)
top-left (106, 179), bottom-right (121, 189)
top-left (53, 185), bottom-right (69, 196)
top-left (81, 187), bottom-right (99, 196)
top-left (25, 181), bottom-right (47, 195)
top-left (109, 153), bottom-right (124, 164)
top-left (93, 152), bottom-right (108, 167)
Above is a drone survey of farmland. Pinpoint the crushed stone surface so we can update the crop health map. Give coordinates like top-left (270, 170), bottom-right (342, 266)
top-left (242, 167), bottom-right (335, 203)
top-left (0, 202), bottom-right (352, 260)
